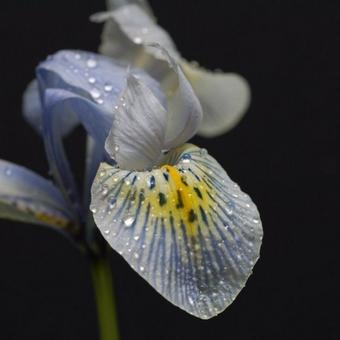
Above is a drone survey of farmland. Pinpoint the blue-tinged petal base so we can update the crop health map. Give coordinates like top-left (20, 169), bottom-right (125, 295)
top-left (91, 144), bottom-right (262, 319)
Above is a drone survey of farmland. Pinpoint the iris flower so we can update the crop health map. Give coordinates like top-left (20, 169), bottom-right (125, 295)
top-left (0, 0), bottom-right (262, 339)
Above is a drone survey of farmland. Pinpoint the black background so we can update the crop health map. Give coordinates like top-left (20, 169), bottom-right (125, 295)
top-left (0, 0), bottom-right (338, 339)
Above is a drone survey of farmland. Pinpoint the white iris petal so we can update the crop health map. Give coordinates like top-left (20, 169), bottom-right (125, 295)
top-left (93, 3), bottom-right (251, 137)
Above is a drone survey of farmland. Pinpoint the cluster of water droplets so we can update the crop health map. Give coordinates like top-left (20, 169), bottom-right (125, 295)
top-left (66, 52), bottom-right (122, 106)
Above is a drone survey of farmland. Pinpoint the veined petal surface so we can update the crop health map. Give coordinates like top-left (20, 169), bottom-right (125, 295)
top-left (105, 73), bottom-right (168, 170)
top-left (91, 144), bottom-right (263, 319)
top-left (0, 160), bottom-right (76, 232)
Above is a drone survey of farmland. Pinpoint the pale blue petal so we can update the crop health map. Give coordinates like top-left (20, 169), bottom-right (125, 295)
top-left (36, 50), bottom-right (164, 213)
top-left (22, 80), bottom-right (43, 133)
top-left (84, 136), bottom-right (112, 206)
top-left (105, 73), bottom-right (168, 170)
top-left (0, 159), bottom-right (77, 232)
top-left (91, 144), bottom-right (263, 319)
top-left (37, 50), bottom-right (164, 110)
top-left (22, 79), bottom-right (78, 137)
top-left (41, 88), bottom-right (113, 219)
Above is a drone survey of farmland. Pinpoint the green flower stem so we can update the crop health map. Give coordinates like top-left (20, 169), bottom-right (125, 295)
top-left (91, 255), bottom-right (120, 340)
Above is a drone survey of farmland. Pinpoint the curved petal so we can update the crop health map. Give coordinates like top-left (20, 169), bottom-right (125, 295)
top-left (154, 46), bottom-right (202, 149)
top-left (106, 0), bottom-right (155, 20)
top-left (22, 80), bottom-right (43, 133)
top-left (37, 50), bottom-right (164, 111)
top-left (105, 73), bottom-right (168, 170)
top-left (36, 50), bottom-right (164, 212)
top-left (41, 88), bottom-right (113, 219)
top-left (0, 159), bottom-right (77, 232)
top-left (92, 5), bottom-right (179, 64)
top-left (182, 62), bottom-right (251, 137)
top-left (93, 5), bottom-right (250, 137)
top-left (91, 143), bottom-right (263, 319)
top-left (22, 79), bottom-right (78, 137)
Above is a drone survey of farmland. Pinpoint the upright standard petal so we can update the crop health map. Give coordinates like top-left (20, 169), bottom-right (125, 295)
top-left (153, 46), bottom-right (202, 149)
top-left (94, 4), bottom-right (251, 137)
top-left (182, 63), bottom-right (251, 137)
top-left (92, 5), bottom-right (179, 65)
top-left (105, 73), bottom-right (168, 170)
top-left (91, 144), bottom-right (263, 319)
top-left (0, 160), bottom-right (77, 232)
top-left (106, 0), bottom-right (155, 19)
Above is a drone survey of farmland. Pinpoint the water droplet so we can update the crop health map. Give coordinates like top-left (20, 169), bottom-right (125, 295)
top-left (90, 88), bottom-right (101, 99)
top-left (99, 170), bottom-right (106, 177)
top-left (90, 206), bottom-right (97, 214)
top-left (88, 76), bottom-right (96, 84)
top-left (5, 167), bottom-right (12, 176)
top-left (107, 196), bottom-right (116, 209)
top-left (200, 148), bottom-right (208, 157)
top-left (113, 144), bottom-right (120, 153)
top-left (253, 218), bottom-right (260, 224)
top-left (226, 207), bottom-right (233, 215)
top-left (104, 83), bottom-right (113, 92)
top-left (96, 98), bottom-right (104, 105)
top-left (134, 253), bottom-right (139, 259)
top-left (104, 229), bottom-right (110, 235)
top-left (124, 178), bottom-right (131, 186)
top-left (140, 266), bottom-right (145, 272)
top-left (134, 235), bottom-right (140, 241)
top-left (181, 153), bottom-right (192, 164)
top-left (124, 215), bottom-right (135, 227)
top-left (133, 37), bottom-right (142, 44)
top-left (87, 58), bottom-right (97, 68)
top-left (102, 185), bottom-right (108, 196)
top-left (74, 53), bottom-right (81, 60)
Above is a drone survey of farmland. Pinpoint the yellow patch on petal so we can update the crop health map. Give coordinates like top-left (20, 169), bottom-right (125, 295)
top-left (91, 144), bottom-right (263, 319)
top-left (35, 212), bottom-right (76, 231)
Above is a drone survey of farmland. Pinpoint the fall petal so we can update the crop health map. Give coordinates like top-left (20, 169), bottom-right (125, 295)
top-left (91, 144), bottom-right (262, 319)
